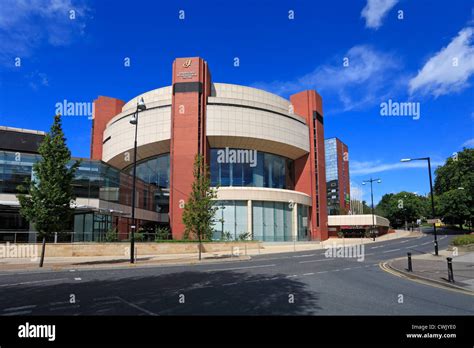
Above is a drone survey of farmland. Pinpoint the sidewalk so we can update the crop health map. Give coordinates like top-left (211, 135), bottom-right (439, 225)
top-left (385, 249), bottom-right (474, 294)
top-left (0, 229), bottom-right (414, 272)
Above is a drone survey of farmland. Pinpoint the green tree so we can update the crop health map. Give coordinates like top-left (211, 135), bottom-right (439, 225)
top-left (434, 148), bottom-right (474, 228)
top-left (17, 115), bottom-right (80, 267)
top-left (438, 189), bottom-right (472, 229)
top-left (375, 192), bottom-right (427, 228)
top-left (182, 154), bottom-right (218, 260)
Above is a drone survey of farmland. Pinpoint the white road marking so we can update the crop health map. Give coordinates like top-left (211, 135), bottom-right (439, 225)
top-left (421, 241), bottom-right (432, 245)
top-left (69, 269), bottom-right (76, 272)
top-left (222, 282), bottom-right (238, 286)
top-left (74, 277), bottom-right (82, 281)
top-left (342, 268), bottom-right (352, 271)
top-left (317, 271), bottom-right (328, 274)
top-left (49, 304), bottom-right (81, 311)
top-left (399, 240), bottom-right (409, 243)
top-left (333, 269), bottom-right (341, 272)
top-left (286, 275), bottom-right (298, 278)
top-left (293, 254), bottom-right (315, 258)
top-left (370, 245), bottom-right (385, 249)
top-left (299, 259), bottom-right (333, 264)
top-left (0, 278), bottom-right (68, 287)
top-left (205, 264), bottom-right (275, 272)
top-left (116, 296), bottom-right (157, 316)
top-left (2, 310), bottom-right (32, 316)
top-left (302, 273), bottom-right (314, 276)
top-left (382, 249), bottom-right (400, 253)
top-left (3, 305), bottom-right (36, 312)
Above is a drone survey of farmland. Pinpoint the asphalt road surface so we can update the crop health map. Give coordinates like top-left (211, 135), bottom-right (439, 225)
top-left (0, 229), bottom-right (472, 315)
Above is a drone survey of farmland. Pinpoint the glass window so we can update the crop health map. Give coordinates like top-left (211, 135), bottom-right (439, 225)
top-left (210, 149), bottom-right (294, 189)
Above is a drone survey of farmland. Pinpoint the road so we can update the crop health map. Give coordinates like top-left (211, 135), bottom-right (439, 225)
top-left (0, 229), bottom-right (472, 315)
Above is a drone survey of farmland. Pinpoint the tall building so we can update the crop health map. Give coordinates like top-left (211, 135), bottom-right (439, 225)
top-left (91, 57), bottom-right (328, 241)
top-left (325, 137), bottom-right (350, 215)
top-left (0, 57), bottom-right (334, 242)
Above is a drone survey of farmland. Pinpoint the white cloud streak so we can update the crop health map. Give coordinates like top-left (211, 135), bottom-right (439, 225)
top-left (351, 160), bottom-right (444, 176)
top-left (361, 0), bottom-right (398, 30)
top-left (409, 26), bottom-right (474, 97)
top-left (252, 45), bottom-right (403, 112)
top-left (0, 0), bottom-right (90, 65)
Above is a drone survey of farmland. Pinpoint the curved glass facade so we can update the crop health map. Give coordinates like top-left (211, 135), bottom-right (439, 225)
top-left (210, 148), bottom-right (294, 189)
top-left (212, 200), bottom-right (248, 240)
top-left (252, 201), bottom-right (293, 241)
top-left (126, 154), bottom-right (170, 189)
top-left (125, 154), bottom-right (170, 214)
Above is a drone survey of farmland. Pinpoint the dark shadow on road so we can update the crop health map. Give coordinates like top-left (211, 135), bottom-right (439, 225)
top-left (0, 271), bottom-right (321, 315)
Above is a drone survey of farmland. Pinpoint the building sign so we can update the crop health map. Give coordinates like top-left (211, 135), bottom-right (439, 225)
top-left (177, 71), bottom-right (197, 79)
top-left (183, 59), bottom-right (192, 68)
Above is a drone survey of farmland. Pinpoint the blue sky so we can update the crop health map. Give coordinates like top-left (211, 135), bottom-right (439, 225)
top-left (0, 0), bottom-right (473, 204)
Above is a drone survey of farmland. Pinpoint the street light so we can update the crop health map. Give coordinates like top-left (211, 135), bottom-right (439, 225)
top-left (129, 97), bottom-right (146, 263)
top-left (400, 157), bottom-right (438, 256)
top-left (362, 178), bottom-right (381, 241)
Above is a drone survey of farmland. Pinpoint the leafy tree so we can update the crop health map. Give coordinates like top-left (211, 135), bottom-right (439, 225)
top-left (17, 115), bottom-right (80, 267)
top-left (375, 192), bottom-right (427, 228)
top-left (182, 154), bottom-right (218, 260)
top-left (434, 148), bottom-right (473, 228)
top-left (437, 189), bottom-right (472, 229)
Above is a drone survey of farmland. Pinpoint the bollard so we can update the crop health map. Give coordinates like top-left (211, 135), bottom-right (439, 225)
top-left (447, 257), bottom-right (454, 283)
top-left (407, 252), bottom-right (413, 272)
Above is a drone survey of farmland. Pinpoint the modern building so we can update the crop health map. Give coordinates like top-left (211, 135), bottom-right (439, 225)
top-left (325, 137), bottom-right (350, 215)
top-left (1, 57), bottom-right (336, 242)
top-left (0, 128), bottom-right (159, 242)
top-left (91, 57), bottom-right (329, 241)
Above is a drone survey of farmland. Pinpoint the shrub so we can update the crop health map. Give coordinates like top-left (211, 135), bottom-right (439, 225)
top-left (155, 226), bottom-right (171, 241)
top-left (104, 228), bottom-right (119, 242)
top-left (451, 234), bottom-right (474, 246)
top-left (237, 232), bottom-right (252, 241)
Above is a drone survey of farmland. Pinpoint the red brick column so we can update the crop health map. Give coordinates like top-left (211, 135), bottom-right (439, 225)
top-left (90, 96), bottom-right (125, 160)
top-left (169, 57), bottom-right (211, 239)
top-left (290, 90), bottom-right (328, 241)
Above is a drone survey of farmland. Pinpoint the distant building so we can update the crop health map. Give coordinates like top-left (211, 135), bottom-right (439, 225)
top-left (325, 138), bottom-right (350, 215)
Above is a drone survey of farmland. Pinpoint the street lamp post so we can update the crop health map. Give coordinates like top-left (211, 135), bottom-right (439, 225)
top-left (401, 157), bottom-right (438, 256)
top-left (362, 178), bottom-right (381, 241)
top-left (129, 97), bottom-right (147, 263)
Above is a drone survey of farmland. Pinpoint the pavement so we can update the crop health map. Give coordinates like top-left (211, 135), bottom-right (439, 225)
top-left (0, 229), bottom-right (413, 272)
top-left (0, 227), bottom-right (472, 315)
top-left (385, 249), bottom-right (474, 294)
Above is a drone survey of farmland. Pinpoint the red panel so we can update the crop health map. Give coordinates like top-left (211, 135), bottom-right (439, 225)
top-left (90, 96), bottom-right (125, 160)
top-left (169, 57), bottom-right (211, 239)
top-left (290, 90), bottom-right (328, 241)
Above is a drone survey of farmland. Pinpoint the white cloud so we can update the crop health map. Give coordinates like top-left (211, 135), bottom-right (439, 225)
top-left (0, 0), bottom-right (90, 65)
top-left (409, 26), bottom-right (474, 97)
top-left (351, 159), bottom-right (444, 176)
top-left (462, 138), bottom-right (474, 147)
top-left (361, 0), bottom-right (398, 30)
top-left (252, 45), bottom-right (403, 112)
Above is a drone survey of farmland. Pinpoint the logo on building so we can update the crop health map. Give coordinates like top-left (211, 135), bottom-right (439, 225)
top-left (183, 59), bottom-right (192, 68)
